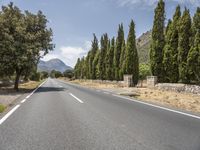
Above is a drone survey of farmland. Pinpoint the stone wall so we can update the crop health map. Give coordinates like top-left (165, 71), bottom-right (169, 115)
top-left (147, 76), bottom-right (158, 87)
top-left (86, 79), bottom-right (124, 87)
top-left (155, 83), bottom-right (200, 95)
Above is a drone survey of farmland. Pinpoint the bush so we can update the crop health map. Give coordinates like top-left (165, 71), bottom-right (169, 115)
top-left (30, 72), bottom-right (41, 81)
top-left (139, 63), bottom-right (151, 81)
top-left (41, 71), bottom-right (49, 79)
top-left (50, 70), bottom-right (63, 78)
top-left (0, 104), bottom-right (6, 113)
top-left (63, 70), bottom-right (74, 78)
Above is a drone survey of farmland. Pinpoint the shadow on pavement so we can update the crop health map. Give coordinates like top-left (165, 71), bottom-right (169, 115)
top-left (35, 86), bottom-right (68, 93)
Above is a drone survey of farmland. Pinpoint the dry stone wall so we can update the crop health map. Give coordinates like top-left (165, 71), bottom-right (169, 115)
top-left (155, 83), bottom-right (200, 95)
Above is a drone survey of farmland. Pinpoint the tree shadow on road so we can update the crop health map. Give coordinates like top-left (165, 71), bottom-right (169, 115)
top-left (35, 87), bottom-right (68, 93)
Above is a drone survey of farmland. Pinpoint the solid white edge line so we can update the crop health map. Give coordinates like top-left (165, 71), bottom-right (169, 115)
top-left (20, 99), bottom-right (27, 103)
top-left (69, 93), bottom-right (84, 103)
top-left (112, 94), bottom-right (200, 120)
top-left (0, 80), bottom-right (47, 126)
top-left (25, 79), bottom-right (47, 99)
top-left (0, 105), bottom-right (20, 125)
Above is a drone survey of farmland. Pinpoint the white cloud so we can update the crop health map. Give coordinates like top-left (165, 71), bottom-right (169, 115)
top-left (115, 0), bottom-right (200, 7)
top-left (42, 41), bottom-right (91, 68)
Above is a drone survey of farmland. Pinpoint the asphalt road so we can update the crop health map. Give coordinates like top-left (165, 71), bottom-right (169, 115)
top-left (0, 78), bottom-right (200, 150)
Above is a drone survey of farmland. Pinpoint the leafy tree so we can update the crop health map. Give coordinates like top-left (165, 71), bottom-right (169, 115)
top-left (63, 70), bottom-right (74, 79)
top-left (0, 3), bottom-right (53, 90)
top-left (106, 37), bottom-right (115, 80)
top-left (187, 30), bottom-right (200, 83)
top-left (178, 8), bottom-right (192, 83)
top-left (50, 70), bottom-right (62, 78)
top-left (114, 24), bottom-right (124, 81)
top-left (125, 20), bottom-right (139, 86)
top-left (41, 71), bottom-right (49, 79)
top-left (30, 71), bottom-right (41, 81)
top-left (163, 5), bottom-right (181, 83)
top-left (150, 0), bottom-right (165, 82)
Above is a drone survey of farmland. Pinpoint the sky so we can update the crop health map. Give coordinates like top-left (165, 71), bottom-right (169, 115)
top-left (0, 0), bottom-right (199, 67)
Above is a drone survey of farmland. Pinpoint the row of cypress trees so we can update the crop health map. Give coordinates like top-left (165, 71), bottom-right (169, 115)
top-left (74, 20), bottom-right (139, 85)
top-left (150, 0), bottom-right (200, 84)
top-left (75, 0), bottom-right (200, 85)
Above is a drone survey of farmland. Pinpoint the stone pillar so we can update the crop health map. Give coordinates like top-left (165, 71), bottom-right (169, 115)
top-left (147, 76), bottom-right (158, 87)
top-left (123, 75), bottom-right (133, 87)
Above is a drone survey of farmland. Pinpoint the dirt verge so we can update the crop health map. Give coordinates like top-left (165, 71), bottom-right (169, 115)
top-left (64, 79), bottom-right (200, 114)
top-left (0, 80), bottom-right (44, 113)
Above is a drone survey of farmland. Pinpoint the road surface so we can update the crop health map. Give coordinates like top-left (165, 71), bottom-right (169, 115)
top-left (0, 78), bottom-right (200, 150)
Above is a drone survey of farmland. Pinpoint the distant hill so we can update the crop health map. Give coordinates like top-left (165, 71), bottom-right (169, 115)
top-left (136, 30), bottom-right (152, 63)
top-left (38, 58), bottom-right (72, 73)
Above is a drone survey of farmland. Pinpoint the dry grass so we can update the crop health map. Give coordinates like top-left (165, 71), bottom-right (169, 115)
top-left (19, 80), bottom-right (44, 90)
top-left (70, 79), bottom-right (120, 89)
top-left (136, 88), bottom-right (200, 113)
top-left (68, 79), bottom-right (200, 114)
top-left (0, 80), bottom-right (44, 112)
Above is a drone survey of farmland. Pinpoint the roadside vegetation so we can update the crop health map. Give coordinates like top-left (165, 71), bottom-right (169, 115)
top-left (0, 104), bottom-right (6, 113)
top-left (74, 0), bottom-right (200, 85)
top-left (71, 0), bottom-right (200, 114)
top-left (0, 2), bottom-right (53, 91)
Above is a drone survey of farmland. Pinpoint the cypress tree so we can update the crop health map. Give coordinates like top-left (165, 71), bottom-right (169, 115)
top-left (114, 24), bottom-right (124, 81)
top-left (150, 0), bottom-right (165, 82)
top-left (119, 40), bottom-right (126, 80)
top-left (93, 50), bottom-right (100, 79)
top-left (187, 30), bottom-right (200, 83)
top-left (178, 8), bottom-right (191, 83)
top-left (98, 33), bottom-right (109, 80)
top-left (90, 34), bottom-right (99, 79)
top-left (125, 20), bottom-right (139, 86)
top-left (74, 58), bottom-right (80, 79)
top-left (85, 52), bottom-right (90, 79)
top-left (106, 37), bottom-right (115, 80)
top-left (163, 5), bottom-right (181, 83)
top-left (191, 7), bottom-right (200, 45)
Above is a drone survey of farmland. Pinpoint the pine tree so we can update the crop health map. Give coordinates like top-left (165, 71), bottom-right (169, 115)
top-left (178, 8), bottom-right (192, 83)
top-left (150, 0), bottom-right (165, 82)
top-left (98, 33), bottom-right (109, 80)
top-left (125, 20), bottom-right (139, 86)
top-left (187, 30), bottom-right (200, 83)
top-left (114, 24), bottom-right (124, 81)
top-left (106, 38), bottom-right (115, 80)
top-left (163, 5), bottom-right (181, 83)
top-left (89, 34), bottom-right (99, 79)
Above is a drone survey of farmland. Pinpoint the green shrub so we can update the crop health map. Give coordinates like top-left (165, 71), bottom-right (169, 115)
top-left (0, 104), bottom-right (6, 113)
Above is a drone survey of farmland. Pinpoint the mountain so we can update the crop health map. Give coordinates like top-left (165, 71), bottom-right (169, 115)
top-left (136, 30), bottom-right (152, 63)
top-left (38, 58), bottom-right (73, 73)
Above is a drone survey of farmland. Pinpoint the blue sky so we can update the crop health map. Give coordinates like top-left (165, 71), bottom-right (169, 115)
top-left (0, 0), bottom-right (199, 67)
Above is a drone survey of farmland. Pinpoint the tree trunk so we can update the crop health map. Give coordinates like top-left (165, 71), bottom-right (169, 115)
top-left (14, 72), bottom-right (21, 91)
